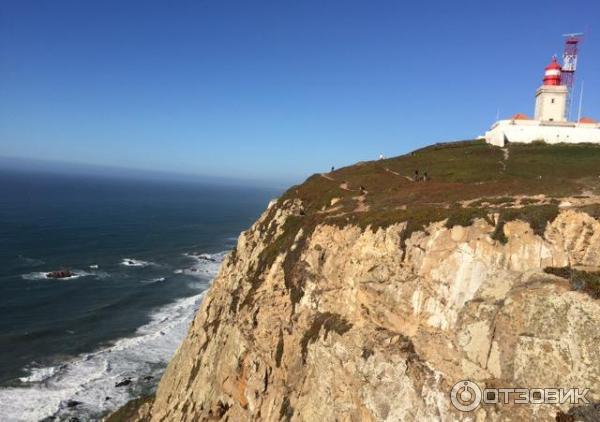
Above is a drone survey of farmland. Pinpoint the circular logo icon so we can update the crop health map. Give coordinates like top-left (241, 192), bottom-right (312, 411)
top-left (450, 380), bottom-right (482, 412)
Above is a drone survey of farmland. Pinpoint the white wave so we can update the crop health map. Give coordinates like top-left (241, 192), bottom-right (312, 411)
top-left (182, 251), bottom-right (228, 278)
top-left (0, 293), bottom-right (206, 422)
top-left (120, 258), bottom-right (154, 267)
top-left (186, 281), bottom-right (208, 290)
top-left (1, 250), bottom-right (227, 422)
top-left (18, 366), bottom-right (58, 383)
top-left (89, 264), bottom-right (99, 269)
top-left (140, 277), bottom-right (166, 284)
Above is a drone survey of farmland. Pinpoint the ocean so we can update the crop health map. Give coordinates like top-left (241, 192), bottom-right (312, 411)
top-left (0, 169), bottom-right (278, 421)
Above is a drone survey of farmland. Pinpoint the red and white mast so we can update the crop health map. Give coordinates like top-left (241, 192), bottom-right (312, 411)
top-left (561, 33), bottom-right (583, 120)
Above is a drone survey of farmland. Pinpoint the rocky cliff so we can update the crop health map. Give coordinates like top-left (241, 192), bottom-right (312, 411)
top-left (118, 141), bottom-right (600, 421)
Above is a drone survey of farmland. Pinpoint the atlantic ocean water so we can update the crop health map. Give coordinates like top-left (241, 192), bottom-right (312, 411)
top-left (0, 169), bottom-right (278, 421)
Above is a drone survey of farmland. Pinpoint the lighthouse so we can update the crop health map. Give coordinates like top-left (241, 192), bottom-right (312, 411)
top-left (483, 34), bottom-right (600, 147)
top-left (534, 56), bottom-right (568, 122)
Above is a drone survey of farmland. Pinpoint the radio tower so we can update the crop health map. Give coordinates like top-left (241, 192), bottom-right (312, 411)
top-left (561, 33), bottom-right (583, 120)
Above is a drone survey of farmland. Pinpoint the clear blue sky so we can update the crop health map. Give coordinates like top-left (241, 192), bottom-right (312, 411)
top-left (1, 0), bottom-right (598, 187)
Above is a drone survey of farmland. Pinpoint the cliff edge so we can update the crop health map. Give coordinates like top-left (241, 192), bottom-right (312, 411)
top-left (117, 140), bottom-right (600, 421)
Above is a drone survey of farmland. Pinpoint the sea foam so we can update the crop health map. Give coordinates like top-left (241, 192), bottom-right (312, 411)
top-left (0, 252), bottom-right (225, 422)
top-left (120, 258), bottom-right (155, 267)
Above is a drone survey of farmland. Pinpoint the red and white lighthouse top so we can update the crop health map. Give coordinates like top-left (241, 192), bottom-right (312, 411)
top-left (543, 56), bottom-right (562, 86)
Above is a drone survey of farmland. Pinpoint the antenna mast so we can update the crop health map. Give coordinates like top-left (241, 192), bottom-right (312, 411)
top-left (561, 32), bottom-right (583, 120)
top-left (577, 80), bottom-right (585, 123)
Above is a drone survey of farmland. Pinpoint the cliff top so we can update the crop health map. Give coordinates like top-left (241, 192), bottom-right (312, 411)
top-left (278, 139), bottom-right (600, 232)
top-left (235, 140), bottom-right (600, 311)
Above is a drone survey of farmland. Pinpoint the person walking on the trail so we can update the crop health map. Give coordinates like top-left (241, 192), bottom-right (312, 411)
top-left (331, 166), bottom-right (335, 172)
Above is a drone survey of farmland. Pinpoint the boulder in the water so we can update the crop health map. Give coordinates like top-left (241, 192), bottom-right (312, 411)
top-left (115, 378), bottom-right (132, 387)
top-left (46, 269), bottom-right (74, 279)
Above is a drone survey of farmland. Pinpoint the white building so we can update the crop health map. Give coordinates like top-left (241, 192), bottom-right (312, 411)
top-left (485, 57), bottom-right (600, 147)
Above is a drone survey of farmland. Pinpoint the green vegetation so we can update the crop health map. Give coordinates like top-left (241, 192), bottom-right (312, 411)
top-left (300, 312), bottom-right (352, 364)
top-left (544, 267), bottom-right (600, 299)
top-left (576, 204), bottom-right (600, 219)
top-left (328, 206), bottom-right (491, 247)
top-left (519, 197), bottom-right (540, 205)
top-left (491, 204), bottom-right (560, 244)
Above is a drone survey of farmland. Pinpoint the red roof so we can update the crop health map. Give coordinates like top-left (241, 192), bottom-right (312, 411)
top-left (545, 56), bottom-right (561, 70)
top-left (511, 113), bottom-right (530, 120)
top-left (579, 117), bottom-right (598, 124)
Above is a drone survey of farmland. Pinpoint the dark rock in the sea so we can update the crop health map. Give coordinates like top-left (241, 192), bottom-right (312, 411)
top-left (69, 418), bottom-right (81, 422)
top-left (105, 396), bottom-right (111, 401)
top-left (190, 253), bottom-right (216, 262)
top-left (143, 375), bottom-right (154, 381)
top-left (66, 400), bottom-right (82, 408)
top-left (46, 269), bottom-right (74, 279)
top-left (115, 378), bottom-right (132, 387)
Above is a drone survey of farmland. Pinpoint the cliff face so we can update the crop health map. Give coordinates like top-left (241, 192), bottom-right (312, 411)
top-left (126, 141), bottom-right (600, 421)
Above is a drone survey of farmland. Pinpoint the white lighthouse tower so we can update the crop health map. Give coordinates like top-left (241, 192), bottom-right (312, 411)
top-left (534, 56), bottom-right (568, 122)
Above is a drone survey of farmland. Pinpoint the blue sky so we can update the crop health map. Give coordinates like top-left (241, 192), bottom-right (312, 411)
top-left (1, 0), bottom-right (598, 187)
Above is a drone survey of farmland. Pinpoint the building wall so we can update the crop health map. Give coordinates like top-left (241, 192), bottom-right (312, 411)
top-left (534, 85), bottom-right (568, 122)
top-left (485, 120), bottom-right (600, 147)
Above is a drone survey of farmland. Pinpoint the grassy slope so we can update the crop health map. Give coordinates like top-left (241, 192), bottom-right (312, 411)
top-left (281, 140), bottom-right (600, 227)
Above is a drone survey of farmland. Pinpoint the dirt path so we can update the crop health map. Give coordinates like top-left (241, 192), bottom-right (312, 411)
top-left (497, 148), bottom-right (509, 172)
top-left (353, 194), bottom-right (369, 212)
top-left (320, 174), bottom-right (369, 211)
top-left (384, 167), bottom-right (413, 181)
top-left (498, 148), bottom-right (509, 173)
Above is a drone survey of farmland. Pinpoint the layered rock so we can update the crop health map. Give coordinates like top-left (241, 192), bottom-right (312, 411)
top-left (129, 200), bottom-right (600, 421)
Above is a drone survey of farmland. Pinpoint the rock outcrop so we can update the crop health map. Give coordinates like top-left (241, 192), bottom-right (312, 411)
top-left (128, 201), bottom-right (600, 421)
